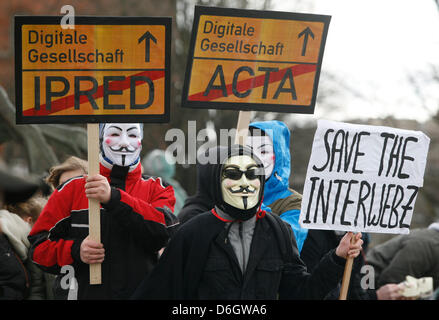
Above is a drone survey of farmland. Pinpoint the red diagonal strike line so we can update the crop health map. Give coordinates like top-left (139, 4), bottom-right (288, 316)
top-left (188, 64), bottom-right (316, 102)
top-left (23, 70), bottom-right (165, 116)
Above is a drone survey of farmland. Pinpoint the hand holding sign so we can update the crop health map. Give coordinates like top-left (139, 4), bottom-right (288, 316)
top-left (80, 235), bottom-right (105, 265)
top-left (335, 232), bottom-right (363, 259)
top-left (333, 231), bottom-right (363, 300)
top-left (84, 174), bottom-right (111, 204)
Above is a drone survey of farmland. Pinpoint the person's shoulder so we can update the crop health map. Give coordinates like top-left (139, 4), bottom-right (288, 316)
top-left (286, 188), bottom-right (303, 204)
top-left (183, 210), bottom-right (215, 225)
top-left (269, 189), bottom-right (302, 214)
top-left (141, 174), bottom-right (172, 189)
top-left (407, 228), bottom-right (439, 248)
top-left (167, 211), bottom-right (217, 246)
top-left (178, 210), bottom-right (220, 233)
top-left (262, 212), bottom-right (293, 240)
top-left (55, 175), bottom-right (85, 192)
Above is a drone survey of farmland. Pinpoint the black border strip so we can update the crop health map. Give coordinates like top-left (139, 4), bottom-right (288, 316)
top-left (181, 5), bottom-right (331, 114)
top-left (15, 16), bottom-right (171, 124)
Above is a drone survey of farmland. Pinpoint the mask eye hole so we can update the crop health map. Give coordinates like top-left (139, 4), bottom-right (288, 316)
top-left (223, 167), bottom-right (261, 181)
top-left (223, 168), bottom-right (243, 180)
top-left (244, 169), bottom-right (258, 180)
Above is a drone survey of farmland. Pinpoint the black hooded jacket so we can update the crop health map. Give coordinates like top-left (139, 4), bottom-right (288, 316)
top-left (177, 147), bottom-right (225, 224)
top-left (132, 145), bottom-right (346, 300)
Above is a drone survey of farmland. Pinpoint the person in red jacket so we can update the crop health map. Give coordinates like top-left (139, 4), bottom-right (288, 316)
top-left (28, 123), bottom-right (177, 299)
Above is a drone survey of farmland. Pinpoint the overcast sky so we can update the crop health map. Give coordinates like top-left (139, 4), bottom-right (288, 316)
top-left (271, 0), bottom-right (439, 123)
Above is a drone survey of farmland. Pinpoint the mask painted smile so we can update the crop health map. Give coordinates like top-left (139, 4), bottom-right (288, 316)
top-left (109, 145), bottom-right (137, 153)
top-left (229, 185), bottom-right (257, 194)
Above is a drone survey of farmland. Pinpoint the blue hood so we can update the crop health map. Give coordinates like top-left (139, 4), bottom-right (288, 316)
top-left (249, 120), bottom-right (292, 206)
top-left (249, 120), bottom-right (308, 253)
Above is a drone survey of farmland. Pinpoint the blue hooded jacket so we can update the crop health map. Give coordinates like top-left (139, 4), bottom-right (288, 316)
top-left (249, 120), bottom-right (308, 252)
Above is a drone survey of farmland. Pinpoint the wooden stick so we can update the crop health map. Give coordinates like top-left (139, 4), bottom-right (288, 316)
top-left (234, 111), bottom-right (251, 146)
top-left (87, 123), bottom-right (101, 285)
top-left (338, 234), bottom-right (356, 300)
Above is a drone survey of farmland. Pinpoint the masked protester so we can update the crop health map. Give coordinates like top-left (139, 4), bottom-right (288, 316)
top-left (132, 145), bottom-right (362, 300)
top-left (28, 123), bottom-right (177, 300)
top-left (246, 120), bottom-right (308, 252)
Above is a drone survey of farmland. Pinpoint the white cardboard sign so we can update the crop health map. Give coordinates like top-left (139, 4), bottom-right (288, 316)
top-left (299, 120), bottom-right (430, 234)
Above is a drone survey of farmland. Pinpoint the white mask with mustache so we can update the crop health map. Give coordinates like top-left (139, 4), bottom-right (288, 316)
top-left (101, 123), bottom-right (142, 167)
top-left (221, 155), bottom-right (261, 210)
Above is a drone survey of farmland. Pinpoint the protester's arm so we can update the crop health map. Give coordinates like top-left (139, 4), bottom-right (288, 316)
top-left (300, 230), bottom-right (329, 273)
top-left (278, 222), bottom-right (344, 300)
top-left (28, 182), bottom-right (78, 274)
top-left (131, 227), bottom-right (186, 300)
top-left (280, 251), bottom-right (345, 299)
top-left (98, 176), bottom-right (177, 251)
top-left (280, 231), bottom-right (362, 299)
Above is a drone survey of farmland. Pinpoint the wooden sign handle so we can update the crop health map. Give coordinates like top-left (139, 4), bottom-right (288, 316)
top-left (338, 234), bottom-right (356, 300)
top-left (87, 123), bottom-right (102, 285)
top-left (234, 111), bottom-right (252, 146)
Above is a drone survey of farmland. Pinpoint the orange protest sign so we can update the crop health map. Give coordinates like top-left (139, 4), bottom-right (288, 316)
top-left (15, 17), bottom-right (171, 124)
top-left (182, 6), bottom-right (330, 114)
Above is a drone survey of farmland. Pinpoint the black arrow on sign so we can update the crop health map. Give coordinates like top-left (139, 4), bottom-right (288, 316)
top-left (298, 27), bottom-right (315, 56)
top-left (138, 31), bottom-right (157, 62)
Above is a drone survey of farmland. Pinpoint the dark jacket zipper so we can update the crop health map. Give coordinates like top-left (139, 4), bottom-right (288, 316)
top-left (239, 222), bottom-right (246, 274)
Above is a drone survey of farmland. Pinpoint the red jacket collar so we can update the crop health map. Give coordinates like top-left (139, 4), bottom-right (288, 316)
top-left (211, 207), bottom-right (266, 222)
top-left (100, 163), bottom-right (142, 185)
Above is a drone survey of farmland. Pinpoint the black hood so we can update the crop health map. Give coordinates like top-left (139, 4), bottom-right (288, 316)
top-left (178, 146), bottom-right (228, 224)
top-left (212, 144), bottom-right (265, 221)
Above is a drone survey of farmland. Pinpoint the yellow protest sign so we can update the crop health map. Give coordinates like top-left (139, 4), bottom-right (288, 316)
top-left (15, 17), bottom-right (171, 124)
top-left (182, 6), bottom-right (331, 113)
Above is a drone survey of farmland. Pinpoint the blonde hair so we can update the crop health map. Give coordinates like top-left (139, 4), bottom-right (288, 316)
top-left (6, 195), bottom-right (48, 224)
top-left (46, 156), bottom-right (88, 189)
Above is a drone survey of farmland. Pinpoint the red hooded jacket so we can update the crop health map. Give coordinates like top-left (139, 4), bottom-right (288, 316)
top-left (29, 163), bottom-right (176, 299)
